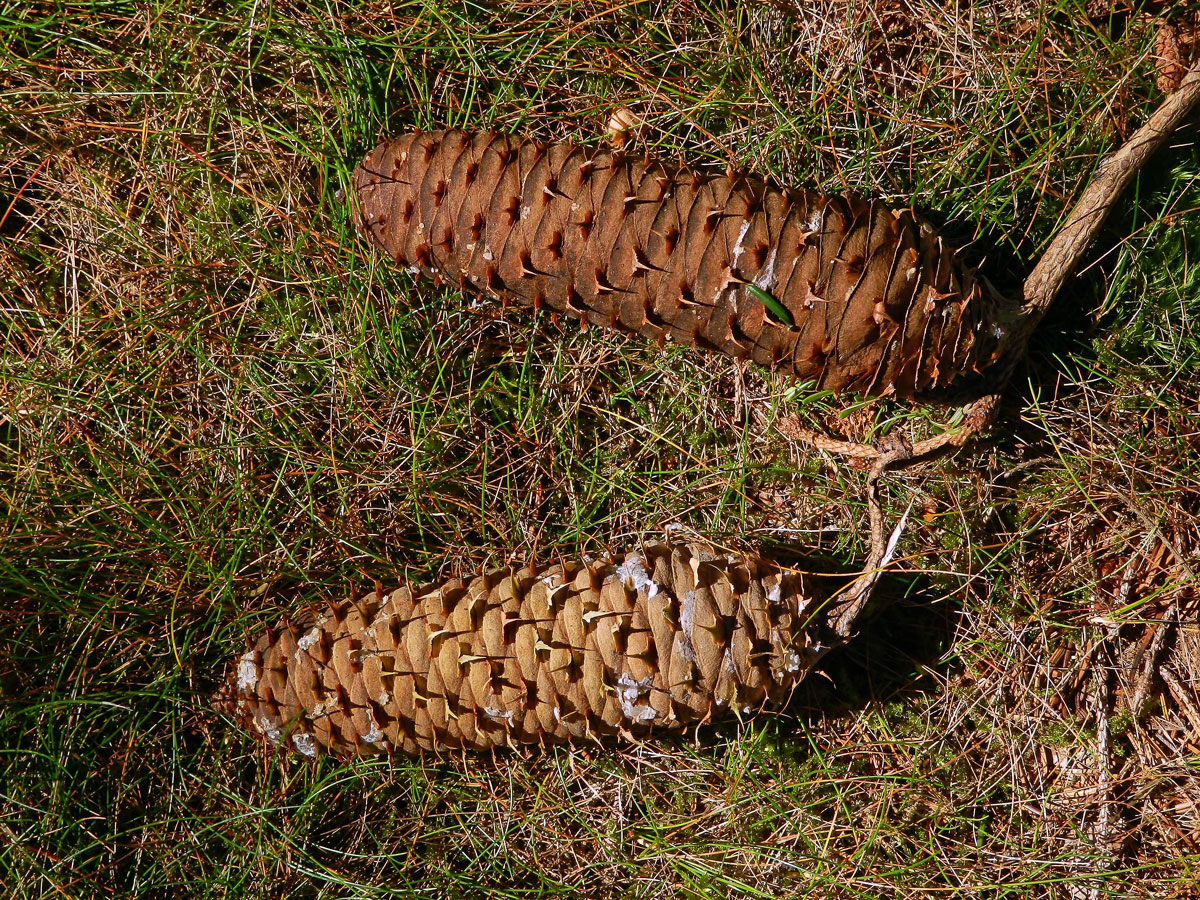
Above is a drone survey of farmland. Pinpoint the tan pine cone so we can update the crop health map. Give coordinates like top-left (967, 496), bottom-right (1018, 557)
top-left (216, 542), bottom-right (827, 757)
top-left (353, 129), bottom-right (1021, 399)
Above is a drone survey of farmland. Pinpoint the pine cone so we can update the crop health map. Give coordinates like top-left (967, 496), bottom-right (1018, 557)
top-left (216, 542), bottom-right (826, 757)
top-left (353, 129), bottom-right (1019, 398)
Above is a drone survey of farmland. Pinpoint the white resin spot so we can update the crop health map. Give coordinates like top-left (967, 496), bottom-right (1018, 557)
top-left (363, 723), bottom-right (383, 744)
top-left (255, 716), bottom-right (281, 744)
top-left (616, 554), bottom-right (660, 599)
top-left (753, 247), bottom-right (778, 292)
top-left (292, 732), bottom-right (316, 757)
top-left (237, 652), bottom-right (258, 691)
top-left (296, 628), bottom-right (319, 651)
top-left (617, 673), bottom-right (657, 723)
top-left (377, 690), bottom-right (391, 706)
top-left (677, 591), bottom-right (697, 663)
top-left (731, 221), bottom-right (752, 265)
top-left (482, 247), bottom-right (494, 261)
top-left (307, 700), bottom-right (330, 720)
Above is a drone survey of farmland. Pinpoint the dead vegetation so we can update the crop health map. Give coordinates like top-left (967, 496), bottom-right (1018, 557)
top-left (1, 1), bottom-right (1199, 897)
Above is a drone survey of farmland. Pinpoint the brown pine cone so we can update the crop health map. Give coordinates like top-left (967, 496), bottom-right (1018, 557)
top-left (216, 542), bottom-right (826, 757)
top-left (353, 129), bottom-right (1020, 398)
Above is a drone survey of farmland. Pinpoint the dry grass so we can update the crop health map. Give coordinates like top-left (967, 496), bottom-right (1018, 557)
top-left (2, 1), bottom-right (1199, 897)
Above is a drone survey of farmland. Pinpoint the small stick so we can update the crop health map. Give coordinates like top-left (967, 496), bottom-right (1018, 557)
top-left (1022, 62), bottom-right (1200, 323)
top-left (826, 432), bottom-right (914, 639)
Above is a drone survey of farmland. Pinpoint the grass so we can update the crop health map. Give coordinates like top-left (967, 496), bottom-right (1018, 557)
top-left (2, 0), bottom-right (1200, 897)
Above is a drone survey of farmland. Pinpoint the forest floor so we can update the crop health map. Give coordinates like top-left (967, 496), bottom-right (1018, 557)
top-left (2, 1), bottom-right (1199, 897)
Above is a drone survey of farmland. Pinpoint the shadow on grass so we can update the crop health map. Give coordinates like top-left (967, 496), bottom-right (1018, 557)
top-left (800, 571), bottom-right (957, 717)
top-left (749, 541), bottom-right (957, 723)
